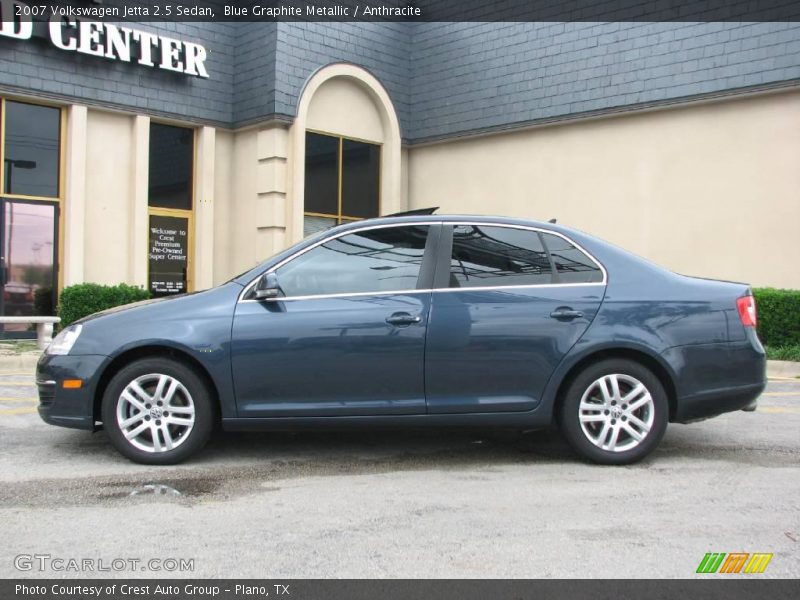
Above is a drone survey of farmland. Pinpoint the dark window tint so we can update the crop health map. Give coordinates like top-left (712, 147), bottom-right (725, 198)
top-left (3, 102), bottom-right (60, 197)
top-left (148, 124), bottom-right (193, 210)
top-left (341, 139), bottom-right (380, 219)
top-left (304, 132), bottom-right (338, 216)
top-left (449, 225), bottom-right (553, 288)
top-left (540, 232), bottom-right (603, 283)
top-left (277, 226), bottom-right (429, 297)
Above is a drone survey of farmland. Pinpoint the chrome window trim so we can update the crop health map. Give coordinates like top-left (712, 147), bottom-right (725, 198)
top-left (238, 220), bottom-right (608, 303)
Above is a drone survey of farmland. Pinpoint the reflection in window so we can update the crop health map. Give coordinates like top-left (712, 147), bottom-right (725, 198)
top-left (342, 139), bottom-right (380, 219)
top-left (304, 133), bottom-right (338, 218)
top-left (449, 225), bottom-right (553, 288)
top-left (277, 226), bottom-right (429, 297)
top-left (2, 201), bottom-right (56, 318)
top-left (148, 123), bottom-right (194, 210)
top-left (303, 132), bottom-right (381, 237)
top-left (3, 101), bottom-right (61, 198)
top-left (540, 233), bottom-right (603, 283)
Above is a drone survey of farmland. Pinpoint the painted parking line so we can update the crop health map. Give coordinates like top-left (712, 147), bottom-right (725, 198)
top-left (0, 382), bottom-right (36, 387)
top-left (760, 392), bottom-right (800, 397)
top-left (758, 406), bottom-right (800, 414)
top-left (0, 397), bottom-right (37, 403)
top-left (768, 377), bottom-right (800, 382)
top-left (0, 406), bottom-right (37, 416)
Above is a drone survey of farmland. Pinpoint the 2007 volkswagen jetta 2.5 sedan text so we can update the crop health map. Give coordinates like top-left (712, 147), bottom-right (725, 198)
top-left (36, 214), bottom-right (766, 465)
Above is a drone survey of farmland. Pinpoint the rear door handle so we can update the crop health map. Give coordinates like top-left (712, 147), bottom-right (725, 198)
top-left (386, 312), bottom-right (422, 326)
top-left (550, 307), bottom-right (584, 320)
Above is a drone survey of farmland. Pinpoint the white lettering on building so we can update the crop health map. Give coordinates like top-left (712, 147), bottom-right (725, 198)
top-left (0, 0), bottom-right (210, 79)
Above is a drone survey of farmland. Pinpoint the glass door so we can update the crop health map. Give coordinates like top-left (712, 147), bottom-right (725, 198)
top-left (0, 199), bottom-right (58, 337)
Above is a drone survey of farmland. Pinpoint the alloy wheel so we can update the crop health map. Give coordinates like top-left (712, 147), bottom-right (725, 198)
top-left (578, 373), bottom-right (655, 452)
top-left (116, 373), bottom-right (196, 453)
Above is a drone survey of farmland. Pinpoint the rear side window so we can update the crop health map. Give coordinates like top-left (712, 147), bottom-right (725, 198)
top-left (540, 232), bottom-right (604, 283)
top-left (276, 225), bottom-right (430, 297)
top-left (449, 225), bottom-right (553, 288)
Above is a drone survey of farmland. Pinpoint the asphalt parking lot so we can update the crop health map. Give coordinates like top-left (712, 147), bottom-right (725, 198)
top-left (0, 371), bottom-right (798, 579)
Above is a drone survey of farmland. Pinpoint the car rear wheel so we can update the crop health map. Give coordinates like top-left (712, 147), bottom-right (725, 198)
top-left (101, 358), bottom-right (214, 465)
top-left (558, 358), bottom-right (668, 465)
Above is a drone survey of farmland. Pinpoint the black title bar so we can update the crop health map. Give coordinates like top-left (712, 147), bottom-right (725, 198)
top-left (5, 0), bottom-right (800, 22)
top-left (4, 579), bottom-right (800, 600)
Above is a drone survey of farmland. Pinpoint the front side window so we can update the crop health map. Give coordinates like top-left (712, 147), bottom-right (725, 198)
top-left (304, 132), bottom-right (380, 237)
top-left (276, 225), bottom-right (429, 298)
top-left (449, 225), bottom-right (553, 288)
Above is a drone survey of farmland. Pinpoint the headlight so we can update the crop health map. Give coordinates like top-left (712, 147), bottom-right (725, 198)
top-left (46, 324), bottom-right (83, 356)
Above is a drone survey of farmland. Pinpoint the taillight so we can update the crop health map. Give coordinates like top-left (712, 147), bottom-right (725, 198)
top-left (737, 295), bottom-right (757, 328)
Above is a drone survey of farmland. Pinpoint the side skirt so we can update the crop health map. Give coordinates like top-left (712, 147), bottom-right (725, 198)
top-left (222, 411), bottom-right (552, 432)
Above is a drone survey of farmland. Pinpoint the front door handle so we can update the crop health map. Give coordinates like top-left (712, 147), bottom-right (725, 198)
top-left (386, 312), bottom-right (422, 326)
top-left (550, 307), bottom-right (584, 320)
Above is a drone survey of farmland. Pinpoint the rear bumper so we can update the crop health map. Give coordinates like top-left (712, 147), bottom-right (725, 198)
top-left (674, 381), bottom-right (765, 423)
top-left (36, 353), bottom-right (107, 431)
top-left (663, 339), bottom-right (766, 423)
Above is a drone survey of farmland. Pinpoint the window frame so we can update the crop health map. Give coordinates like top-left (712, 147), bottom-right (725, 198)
top-left (304, 129), bottom-right (382, 228)
top-left (0, 96), bottom-right (66, 303)
top-left (147, 121), bottom-right (196, 295)
top-left (239, 221), bottom-right (605, 303)
top-left (432, 222), bottom-right (607, 290)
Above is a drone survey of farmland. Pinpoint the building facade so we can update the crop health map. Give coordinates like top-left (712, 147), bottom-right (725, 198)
top-left (1, 15), bottom-right (799, 325)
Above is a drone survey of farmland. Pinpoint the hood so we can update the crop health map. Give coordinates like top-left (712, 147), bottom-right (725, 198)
top-left (75, 291), bottom-right (199, 325)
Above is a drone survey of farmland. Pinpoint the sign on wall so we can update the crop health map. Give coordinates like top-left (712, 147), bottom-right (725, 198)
top-left (149, 215), bottom-right (189, 296)
top-left (0, 0), bottom-right (209, 78)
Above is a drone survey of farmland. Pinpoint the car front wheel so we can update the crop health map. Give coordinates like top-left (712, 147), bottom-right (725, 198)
top-left (101, 357), bottom-right (214, 465)
top-left (558, 358), bottom-right (668, 465)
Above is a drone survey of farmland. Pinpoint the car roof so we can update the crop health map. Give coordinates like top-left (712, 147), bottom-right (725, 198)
top-left (332, 213), bottom-right (563, 232)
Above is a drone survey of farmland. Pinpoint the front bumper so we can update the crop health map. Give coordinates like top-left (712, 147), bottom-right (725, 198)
top-left (36, 353), bottom-right (108, 431)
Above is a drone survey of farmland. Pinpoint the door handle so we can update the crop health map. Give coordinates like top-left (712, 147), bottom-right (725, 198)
top-left (386, 312), bottom-right (422, 326)
top-left (550, 307), bottom-right (584, 320)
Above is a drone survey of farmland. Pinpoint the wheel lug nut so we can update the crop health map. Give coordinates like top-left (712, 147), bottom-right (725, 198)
top-left (163, 411), bottom-right (169, 417)
top-left (622, 416), bottom-right (627, 421)
top-left (145, 416), bottom-right (151, 421)
top-left (145, 404), bottom-right (151, 409)
top-left (611, 401), bottom-right (616, 406)
top-left (622, 404), bottom-right (627, 409)
top-left (156, 419), bottom-right (161, 426)
top-left (604, 410), bottom-right (609, 415)
top-left (611, 419), bottom-right (616, 424)
top-left (157, 401), bottom-right (162, 406)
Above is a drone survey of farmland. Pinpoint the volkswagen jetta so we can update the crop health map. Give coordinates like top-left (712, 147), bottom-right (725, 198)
top-left (37, 215), bottom-right (766, 465)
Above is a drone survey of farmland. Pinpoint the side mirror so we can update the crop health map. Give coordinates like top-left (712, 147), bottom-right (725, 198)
top-left (254, 272), bottom-right (283, 301)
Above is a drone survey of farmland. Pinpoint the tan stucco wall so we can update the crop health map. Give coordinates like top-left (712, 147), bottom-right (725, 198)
top-left (212, 129), bottom-right (233, 285)
top-left (306, 77), bottom-right (384, 142)
top-left (407, 89), bottom-right (800, 289)
top-left (83, 109), bottom-right (135, 285)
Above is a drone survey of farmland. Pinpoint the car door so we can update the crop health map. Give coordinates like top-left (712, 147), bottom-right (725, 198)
top-left (425, 223), bottom-right (606, 414)
top-left (231, 223), bottom-right (439, 417)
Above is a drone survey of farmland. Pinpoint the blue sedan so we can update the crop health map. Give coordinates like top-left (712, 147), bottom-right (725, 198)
top-left (37, 214), bottom-right (766, 465)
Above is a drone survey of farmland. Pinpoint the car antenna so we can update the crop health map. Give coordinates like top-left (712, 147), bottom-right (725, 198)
top-left (548, 218), bottom-right (557, 224)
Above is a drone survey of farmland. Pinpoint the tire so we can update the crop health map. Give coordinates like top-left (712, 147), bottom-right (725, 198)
top-left (101, 357), bottom-right (215, 465)
top-left (558, 358), bottom-right (668, 465)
